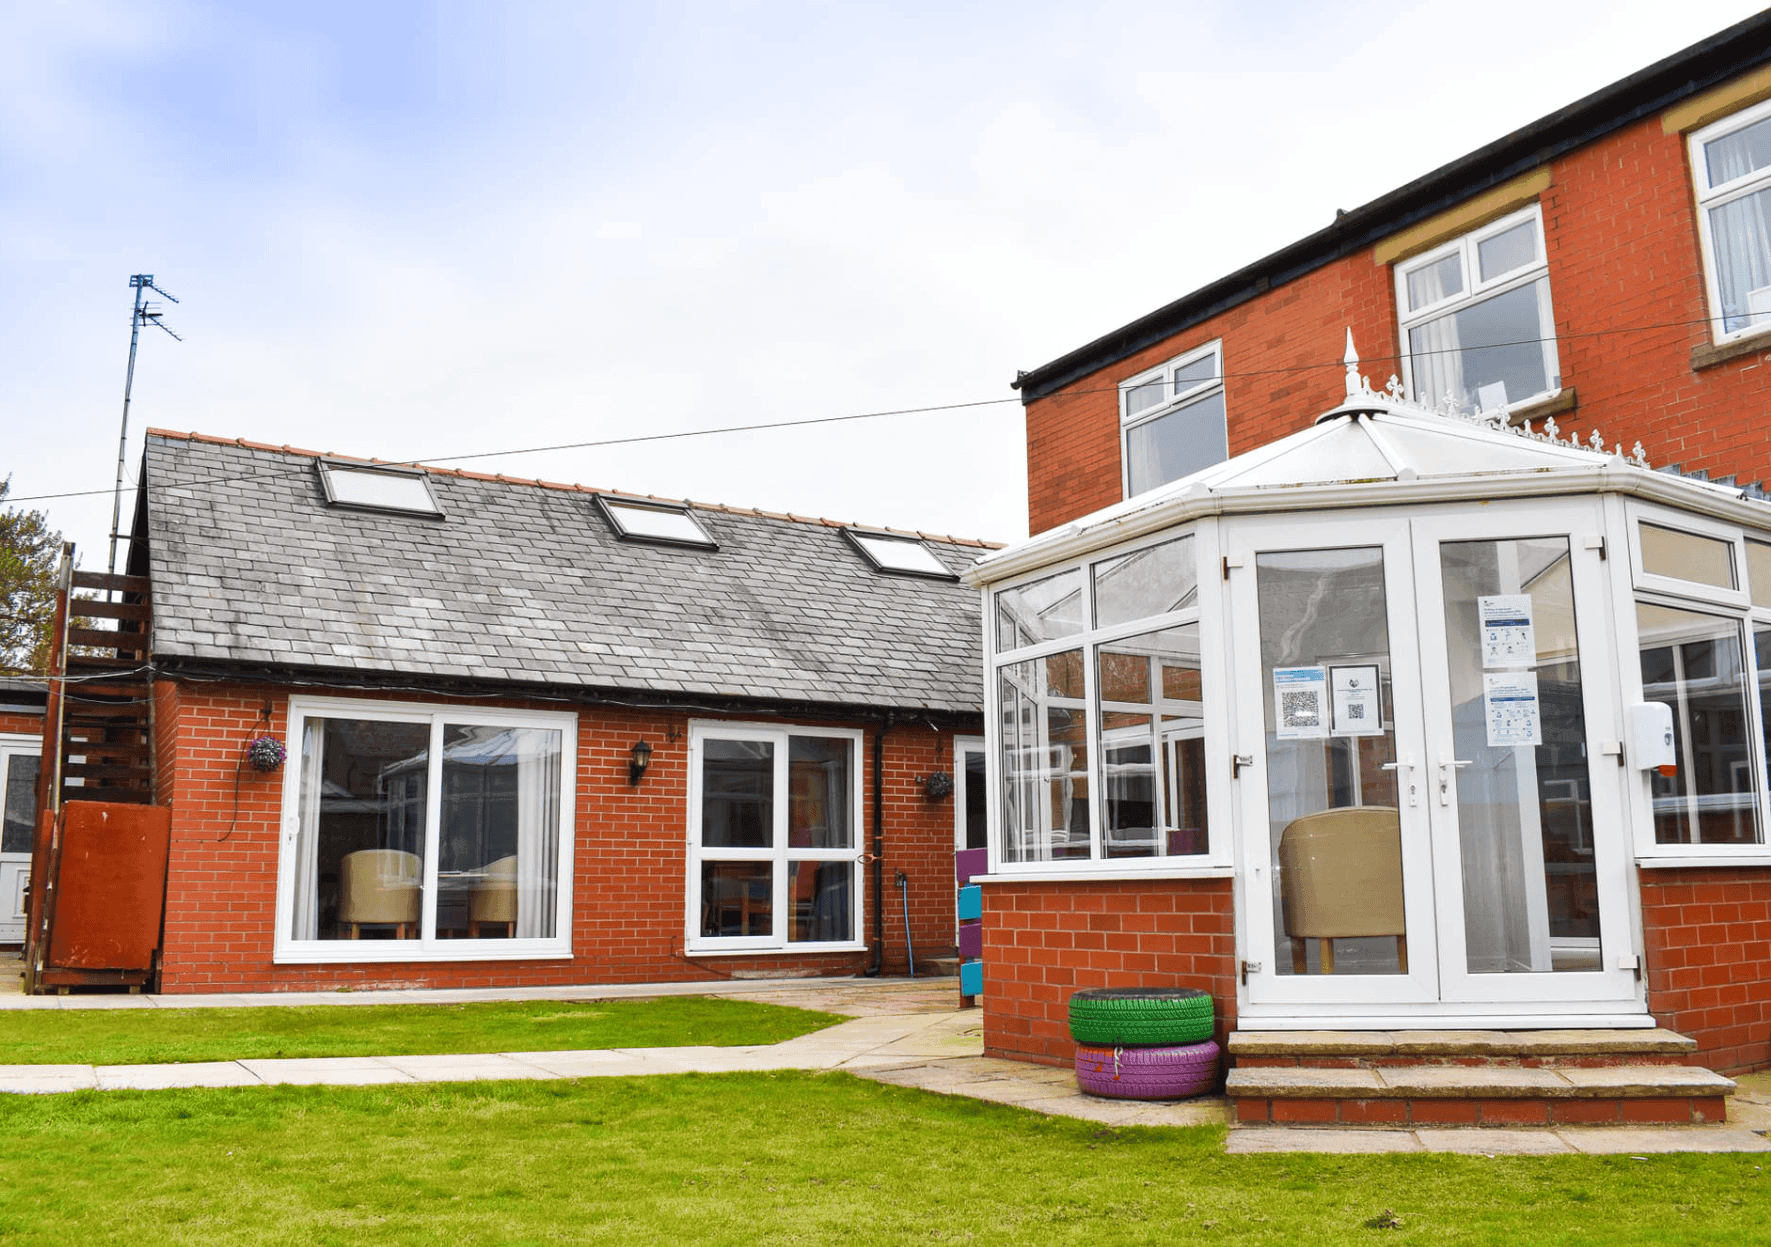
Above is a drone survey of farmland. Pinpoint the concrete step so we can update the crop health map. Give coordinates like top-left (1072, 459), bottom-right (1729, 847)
top-left (1227, 1063), bottom-right (1735, 1128)
top-left (1229, 1028), bottom-right (1696, 1069)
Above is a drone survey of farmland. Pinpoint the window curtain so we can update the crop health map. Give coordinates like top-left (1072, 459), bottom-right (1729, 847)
top-left (514, 731), bottom-right (560, 939)
top-left (1407, 260), bottom-right (1465, 407)
top-left (1709, 187), bottom-right (1771, 333)
top-left (291, 720), bottom-right (325, 941)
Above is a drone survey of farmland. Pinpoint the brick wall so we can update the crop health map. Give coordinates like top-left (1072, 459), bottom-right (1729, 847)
top-left (0, 710), bottom-right (44, 741)
top-left (979, 877), bottom-right (1235, 1066)
top-left (155, 679), bottom-right (968, 992)
top-left (1025, 111), bottom-right (1771, 535)
top-left (1641, 866), bottom-right (1771, 1075)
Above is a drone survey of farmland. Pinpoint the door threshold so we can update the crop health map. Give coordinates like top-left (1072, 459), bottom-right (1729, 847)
top-left (1236, 1012), bottom-right (1655, 1031)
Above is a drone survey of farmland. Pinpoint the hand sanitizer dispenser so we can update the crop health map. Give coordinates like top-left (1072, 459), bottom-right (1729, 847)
top-left (1629, 703), bottom-right (1677, 776)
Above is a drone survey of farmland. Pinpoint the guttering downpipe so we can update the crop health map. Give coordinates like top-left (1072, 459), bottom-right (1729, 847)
top-left (866, 712), bottom-right (894, 977)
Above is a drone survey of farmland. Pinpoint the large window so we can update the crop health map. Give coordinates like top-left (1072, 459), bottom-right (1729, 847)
top-left (276, 699), bottom-right (574, 961)
top-left (1690, 97), bottom-right (1771, 344)
top-left (1395, 205), bottom-right (1560, 415)
top-left (1119, 342), bottom-right (1227, 498)
top-left (687, 723), bottom-right (864, 951)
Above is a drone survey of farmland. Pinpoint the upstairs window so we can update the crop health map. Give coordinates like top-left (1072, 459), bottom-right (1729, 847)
top-left (317, 461), bottom-right (441, 516)
top-left (842, 530), bottom-right (957, 580)
top-left (1690, 97), bottom-right (1771, 343)
top-left (596, 497), bottom-right (717, 548)
top-left (1118, 342), bottom-right (1227, 498)
top-left (1395, 205), bottom-right (1560, 414)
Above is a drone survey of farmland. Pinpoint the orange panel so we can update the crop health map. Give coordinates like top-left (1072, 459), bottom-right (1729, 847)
top-left (46, 801), bottom-right (171, 971)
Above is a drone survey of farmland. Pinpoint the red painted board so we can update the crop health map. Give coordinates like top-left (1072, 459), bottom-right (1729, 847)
top-left (46, 801), bottom-right (171, 971)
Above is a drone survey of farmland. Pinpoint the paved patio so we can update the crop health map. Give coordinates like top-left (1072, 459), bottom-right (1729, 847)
top-left (1, 967), bottom-right (1766, 1153)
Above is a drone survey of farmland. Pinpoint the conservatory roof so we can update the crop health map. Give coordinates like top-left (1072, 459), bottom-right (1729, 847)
top-left (972, 335), bottom-right (1771, 587)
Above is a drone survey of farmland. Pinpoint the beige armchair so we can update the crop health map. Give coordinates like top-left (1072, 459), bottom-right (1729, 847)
top-left (338, 849), bottom-right (422, 939)
top-left (469, 855), bottom-right (518, 938)
top-left (1277, 806), bottom-right (1406, 974)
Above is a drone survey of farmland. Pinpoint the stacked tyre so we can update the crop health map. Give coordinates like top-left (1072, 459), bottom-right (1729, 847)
top-left (1069, 987), bottom-right (1220, 1100)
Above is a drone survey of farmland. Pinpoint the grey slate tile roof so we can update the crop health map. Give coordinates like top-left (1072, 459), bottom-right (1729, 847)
top-left (142, 432), bottom-right (993, 715)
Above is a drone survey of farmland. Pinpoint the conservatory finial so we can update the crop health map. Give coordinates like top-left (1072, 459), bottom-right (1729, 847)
top-left (1343, 329), bottom-right (1363, 398)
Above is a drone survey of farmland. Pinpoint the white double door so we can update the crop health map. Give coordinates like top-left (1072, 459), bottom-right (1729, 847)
top-left (1229, 502), bottom-right (1641, 1021)
top-left (0, 737), bottom-right (41, 944)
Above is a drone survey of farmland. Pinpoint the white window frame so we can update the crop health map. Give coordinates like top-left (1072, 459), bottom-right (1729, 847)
top-left (1394, 204), bottom-right (1561, 414)
top-left (273, 696), bottom-right (576, 964)
top-left (1689, 95), bottom-right (1771, 347)
top-left (684, 720), bottom-right (867, 954)
top-left (1118, 340), bottom-right (1227, 500)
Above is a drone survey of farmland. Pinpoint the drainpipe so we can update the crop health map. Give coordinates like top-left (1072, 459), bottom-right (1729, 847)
top-left (866, 712), bottom-right (894, 976)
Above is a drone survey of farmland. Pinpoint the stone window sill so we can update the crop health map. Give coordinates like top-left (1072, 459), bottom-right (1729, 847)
top-left (1691, 331), bottom-right (1771, 373)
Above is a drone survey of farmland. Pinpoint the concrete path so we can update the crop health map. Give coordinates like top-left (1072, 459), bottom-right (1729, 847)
top-left (1, 968), bottom-right (1766, 1153)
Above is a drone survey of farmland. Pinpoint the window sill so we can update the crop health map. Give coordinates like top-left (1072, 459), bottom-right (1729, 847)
top-left (1635, 854), bottom-right (1771, 871)
top-left (1506, 387), bottom-right (1576, 426)
top-left (971, 866), bottom-right (1234, 884)
top-left (273, 944), bottom-right (573, 964)
top-left (683, 942), bottom-right (868, 957)
top-left (1691, 330), bottom-right (1771, 373)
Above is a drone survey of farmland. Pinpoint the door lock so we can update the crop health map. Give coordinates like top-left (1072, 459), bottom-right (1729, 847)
top-left (1380, 755), bottom-right (1418, 807)
top-left (1439, 758), bottom-right (1474, 805)
top-left (1232, 753), bottom-right (1255, 779)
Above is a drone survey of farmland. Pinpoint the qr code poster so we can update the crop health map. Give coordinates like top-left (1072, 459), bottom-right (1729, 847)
top-left (1330, 664), bottom-right (1383, 737)
top-left (1273, 666), bottom-right (1330, 740)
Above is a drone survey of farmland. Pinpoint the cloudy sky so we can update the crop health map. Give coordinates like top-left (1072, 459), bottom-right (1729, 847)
top-left (3, 1), bottom-right (1765, 568)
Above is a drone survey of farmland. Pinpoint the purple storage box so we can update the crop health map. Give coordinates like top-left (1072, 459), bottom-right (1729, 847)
top-left (955, 848), bottom-right (988, 884)
top-left (957, 923), bottom-right (983, 959)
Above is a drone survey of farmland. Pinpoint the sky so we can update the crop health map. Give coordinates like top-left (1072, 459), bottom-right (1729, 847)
top-left (3, 0), bottom-right (1768, 569)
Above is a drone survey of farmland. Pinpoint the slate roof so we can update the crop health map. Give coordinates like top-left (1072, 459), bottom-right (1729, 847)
top-left (141, 432), bottom-right (994, 715)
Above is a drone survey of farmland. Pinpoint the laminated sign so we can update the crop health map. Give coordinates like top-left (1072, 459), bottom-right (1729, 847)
top-left (1273, 666), bottom-right (1329, 740)
top-left (1479, 594), bottom-right (1536, 668)
top-left (1330, 664), bottom-right (1383, 737)
top-left (1484, 671), bottom-right (1541, 747)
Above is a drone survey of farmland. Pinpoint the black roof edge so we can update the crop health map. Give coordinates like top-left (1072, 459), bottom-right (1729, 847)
top-left (1013, 11), bottom-right (1771, 404)
top-left (152, 658), bottom-right (986, 726)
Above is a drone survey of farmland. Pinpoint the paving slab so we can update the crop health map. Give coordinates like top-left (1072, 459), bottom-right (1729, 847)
top-left (1226, 1066), bottom-right (1383, 1096)
top-left (376, 1054), bottom-right (557, 1082)
top-left (95, 1061), bottom-right (262, 1090)
top-left (1416, 1129), bottom-right (1576, 1155)
top-left (1561, 1127), bottom-right (1771, 1154)
top-left (239, 1057), bottom-right (415, 1086)
top-left (1558, 1065), bottom-right (1735, 1096)
top-left (1226, 1128), bottom-right (1424, 1154)
top-left (1377, 1065), bottom-right (1566, 1096)
top-left (0, 1065), bottom-right (99, 1094)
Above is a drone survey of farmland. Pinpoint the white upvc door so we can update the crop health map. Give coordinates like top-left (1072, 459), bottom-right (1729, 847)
top-left (1230, 503), bottom-right (1641, 1022)
top-left (0, 736), bottom-right (42, 944)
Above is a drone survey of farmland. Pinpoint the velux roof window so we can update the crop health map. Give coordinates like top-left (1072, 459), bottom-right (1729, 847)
top-left (843, 529), bottom-right (956, 580)
top-left (596, 497), bottom-right (717, 548)
top-left (316, 460), bottom-right (442, 516)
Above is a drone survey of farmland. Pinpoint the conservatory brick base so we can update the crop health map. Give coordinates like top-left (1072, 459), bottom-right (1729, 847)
top-left (1640, 866), bottom-right (1771, 1075)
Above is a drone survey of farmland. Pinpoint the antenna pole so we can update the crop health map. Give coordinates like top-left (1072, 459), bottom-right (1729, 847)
top-left (107, 274), bottom-right (180, 581)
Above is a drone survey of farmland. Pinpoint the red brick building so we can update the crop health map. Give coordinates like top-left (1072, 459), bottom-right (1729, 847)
top-left (976, 14), bottom-right (1771, 1078)
top-left (27, 431), bottom-right (991, 994)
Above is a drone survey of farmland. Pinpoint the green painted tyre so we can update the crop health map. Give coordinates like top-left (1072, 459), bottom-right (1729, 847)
top-left (1067, 987), bottom-right (1215, 1045)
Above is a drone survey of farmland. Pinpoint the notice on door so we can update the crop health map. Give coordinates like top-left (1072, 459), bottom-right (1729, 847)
top-left (1330, 664), bottom-right (1383, 737)
top-left (1479, 594), bottom-right (1536, 668)
top-left (1483, 671), bottom-right (1541, 747)
top-left (1273, 666), bottom-right (1329, 739)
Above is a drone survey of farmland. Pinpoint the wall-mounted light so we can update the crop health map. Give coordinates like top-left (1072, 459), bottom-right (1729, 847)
top-left (628, 739), bottom-right (653, 786)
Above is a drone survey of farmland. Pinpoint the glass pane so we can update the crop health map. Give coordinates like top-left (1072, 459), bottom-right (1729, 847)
top-left (787, 861), bottom-right (851, 942)
top-left (1638, 603), bottom-right (1760, 845)
top-left (1257, 548), bottom-right (1404, 976)
top-left (1640, 523), bottom-right (1736, 589)
top-left (1407, 280), bottom-right (1551, 413)
top-left (1171, 353), bottom-right (1218, 393)
top-left (321, 466), bottom-right (438, 514)
top-left (995, 568), bottom-right (1085, 651)
top-left (435, 725), bottom-right (560, 940)
top-left (1706, 185), bottom-right (1771, 335)
top-left (1748, 540), bottom-right (1771, 608)
top-left (1092, 536), bottom-right (1197, 628)
top-left (997, 652), bottom-right (1090, 863)
top-left (702, 739), bottom-right (773, 848)
top-left (1440, 537), bottom-right (1600, 973)
top-left (1407, 252), bottom-right (1463, 311)
top-left (1124, 377), bottom-right (1166, 417)
top-left (1096, 625), bottom-right (1207, 858)
top-left (789, 737), bottom-right (851, 849)
top-left (962, 748), bottom-right (988, 851)
top-left (291, 718), bottom-right (431, 941)
top-left (1705, 114), bottom-right (1771, 189)
top-left (2, 754), bottom-right (38, 855)
top-left (1125, 390), bottom-right (1227, 496)
top-left (1477, 221), bottom-right (1539, 282)
top-left (603, 500), bottom-right (713, 545)
top-left (851, 534), bottom-right (951, 577)
top-left (700, 862), bottom-right (772, 937)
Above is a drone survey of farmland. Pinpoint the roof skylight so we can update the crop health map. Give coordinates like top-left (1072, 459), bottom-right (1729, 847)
top-left (844, 530), bottom-right (956, 579)
top-left (597, 497), bottom-right (718, 548)
top-left (316, 461), bottom-right (441, 516)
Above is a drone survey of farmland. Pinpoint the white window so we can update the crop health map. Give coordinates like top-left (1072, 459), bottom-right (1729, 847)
top-left (1395, 205), bottom-right (1560, 414)
top-left (275, 697), bottom-right (575, 962)
top-left (1119, 341), bottom-right (1227, 498)
top-left (597, 497), bottom-right (717, 548)
top-left (1690, 96), bottom-right (1771, 344)
top-left (316, 461), bottom-right (441, 516)
top-left (843, 530), bottom-right (957, 580)
top-left (686, 722), bottom-right (864, 952)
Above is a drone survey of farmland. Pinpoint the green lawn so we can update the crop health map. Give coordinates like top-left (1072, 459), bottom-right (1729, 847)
top-left (0, 1072), bottom-right (1763, 1246)
top-left (0, 997), bottom-right (843, 1066)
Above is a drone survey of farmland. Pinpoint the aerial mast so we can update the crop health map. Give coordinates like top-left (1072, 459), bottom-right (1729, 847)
top-left (108, 274), bottom-right (181, 579)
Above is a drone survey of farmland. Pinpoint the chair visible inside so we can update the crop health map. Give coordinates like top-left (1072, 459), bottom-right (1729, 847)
top-left (337, 849), bottom-right (422, 939)
top-left (1277, 806), bottom-right (1406, 974)
top-left (469, 855), bottom-right (518, 937)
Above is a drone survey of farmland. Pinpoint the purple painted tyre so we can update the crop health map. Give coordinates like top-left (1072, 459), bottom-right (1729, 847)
top-left (1074, 1040), bottom-right (1220, 1100)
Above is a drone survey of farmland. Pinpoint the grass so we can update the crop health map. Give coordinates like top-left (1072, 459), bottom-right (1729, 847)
top-left (0, 997), bottom-right (844, 1066)
top-left (0, 1072), bottom-right (1765, 1246)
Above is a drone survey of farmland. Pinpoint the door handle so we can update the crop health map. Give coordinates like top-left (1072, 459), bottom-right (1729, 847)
top-left (1232, 753), bottom-right (1255, 779)
top-left (1380, 756), bottom-right (1418, 807)
top-left (1439, 758), bottom-right (1474, 806)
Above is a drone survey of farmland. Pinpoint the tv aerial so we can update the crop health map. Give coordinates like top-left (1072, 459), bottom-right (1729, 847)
top-left (107, 274), bottom-right (182, 580)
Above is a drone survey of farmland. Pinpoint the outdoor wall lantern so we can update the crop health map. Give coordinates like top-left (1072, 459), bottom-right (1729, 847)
top-left (628, 739), bottom-right (653, 786)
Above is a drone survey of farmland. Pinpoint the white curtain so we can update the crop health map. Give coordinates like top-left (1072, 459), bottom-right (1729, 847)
top-left (1406, 257), bottom-right (1466, 408)
top-left (1709, 186), bottom-right (1771, 333)
top-left (514, 730), bottom-right (560, 939)
top-left (291, 720), bottom-right (324, 941)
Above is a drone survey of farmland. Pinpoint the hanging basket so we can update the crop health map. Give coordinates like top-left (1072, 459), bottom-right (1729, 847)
top-left (923, 771), bottom-right (954, 800)
top-left (245, 736), bottom-right (287, 772)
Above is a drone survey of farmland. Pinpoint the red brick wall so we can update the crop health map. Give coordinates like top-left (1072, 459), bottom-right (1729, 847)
top-left (979, 878), bottom-right (1235, 1066)
top-left (1025, 109), bottom-right (1771, 535)
top-left (0, 710), bottom-right (44, 742)
top-left (154, 679), bottom-right (967, 992)
top-left (1641, 866), bottom-right (1771, 1075)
